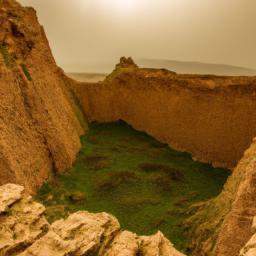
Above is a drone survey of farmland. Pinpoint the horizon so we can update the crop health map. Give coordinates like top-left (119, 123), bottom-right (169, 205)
top-left (18, 0), bottom-right (256, 73)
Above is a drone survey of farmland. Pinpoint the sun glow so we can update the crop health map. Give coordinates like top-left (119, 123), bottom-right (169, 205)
top-left (100, 0), bottom-right (139, 14)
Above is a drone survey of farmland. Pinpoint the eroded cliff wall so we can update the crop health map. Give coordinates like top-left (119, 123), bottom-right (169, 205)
top-left (0, 0), bottom-right (84, 193)
top-left (72, 63), bottom-right (256, 169)
top-left (185, 137), bottom-right (256, 256)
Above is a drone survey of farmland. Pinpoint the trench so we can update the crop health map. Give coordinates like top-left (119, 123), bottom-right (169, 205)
top-left (35, 121), bottom-right (230, 252)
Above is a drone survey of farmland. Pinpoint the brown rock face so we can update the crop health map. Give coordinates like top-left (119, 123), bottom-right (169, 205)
top-left (115, 56), bottom-right (138, 69)
top-left (185, 139), bottom-right (256, 256)
top-left (0, 0), bottom-right (84, 193)
top-left (0, 184), bottom-right (185, 256)
top-left (240, 218), bottom-right (256, 256)
top-left (72, 65), bottom-right (256, 169)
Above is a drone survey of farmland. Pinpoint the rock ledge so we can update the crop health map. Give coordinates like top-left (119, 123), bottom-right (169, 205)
top-left (0, 184), bottom-right (185, 256)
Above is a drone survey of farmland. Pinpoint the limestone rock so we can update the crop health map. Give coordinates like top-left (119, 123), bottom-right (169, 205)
top-left (0, 183), bottom-right (24, 213)
top-left (140, 231), bottom-right (186, 256)
top-left (240, 233), bottom-right (256, 256)
top-left (0, 183), bottom-right (185, 256)
top-left (20, 211), bottom-right (120, 256)
top-left (0, 192), bottom-right (49, 255)
top-left (240, 218), bottom-right (256, 256)
top-left (104, 231), bottom-right (140, 256)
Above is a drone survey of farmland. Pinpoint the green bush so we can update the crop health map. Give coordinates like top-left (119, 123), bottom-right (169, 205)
top-left (20, 63), bottom-right (32, 81)
top-left (0, 44), bottom-right (14, 68)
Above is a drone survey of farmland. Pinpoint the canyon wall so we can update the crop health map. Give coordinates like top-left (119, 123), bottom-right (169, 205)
top-left (0, 0), bottom-right (84, 193)
top-left (71, 59), bottom-right (256, 255)
top-left (185, 138), bottom-right (256, 256)
top-left (72, 61), bottom-right (256, 169)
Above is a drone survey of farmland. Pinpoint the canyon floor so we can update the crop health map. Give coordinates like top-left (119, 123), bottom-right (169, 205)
top-left (35, 122), bottom-right (229, 252)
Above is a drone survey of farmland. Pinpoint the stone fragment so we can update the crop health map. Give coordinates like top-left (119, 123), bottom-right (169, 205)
top-left (20, 211), bottom-right (120, 256)
top-left (104, 231), bottom-right (140, 256)
top-left (0, 183), bottom-right (24, 213)
top-left (140, 231), bottom-right (186, 256)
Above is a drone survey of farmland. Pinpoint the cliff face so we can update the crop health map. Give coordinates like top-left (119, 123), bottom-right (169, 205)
top-left (72, 60), bottom-right (256, 169)
top-left (0, 183), bottom-right (185, 256)
top-left (185, 138), bottom-right (256, 256)
top-left (0, 0), bottom-right (84, 193)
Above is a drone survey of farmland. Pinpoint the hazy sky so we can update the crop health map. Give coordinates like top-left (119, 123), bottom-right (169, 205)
top-left (18, 0), bottom-right (256, 73)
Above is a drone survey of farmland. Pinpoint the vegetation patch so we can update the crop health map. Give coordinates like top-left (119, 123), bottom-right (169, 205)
top-left (20, 63), bottom-right (32, 81)
top-left (35, 121), bottom-right (230, 253)
top-left (95, 171), bottom-right (138, 194)
top-left (84, 155), bottom-right (111, 170)
top-left (0, 44), bottom-right (14, 68)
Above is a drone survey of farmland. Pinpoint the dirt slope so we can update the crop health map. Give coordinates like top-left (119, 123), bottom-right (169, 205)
top-left (0, 0), bottom-right (84, 193)
top-left (72, 58), bottom-right (256, 169)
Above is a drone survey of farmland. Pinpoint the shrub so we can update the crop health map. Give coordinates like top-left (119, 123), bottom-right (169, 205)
top-left (0, 44), bottom-right (14, 68)
top-left (20, 63), bottom-right (32, 81)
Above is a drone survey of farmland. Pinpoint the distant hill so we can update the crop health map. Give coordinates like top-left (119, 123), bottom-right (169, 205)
top-left (67, 73), bottom-right (106, 83)
top-left (137, 59), bottom-right (256, 76)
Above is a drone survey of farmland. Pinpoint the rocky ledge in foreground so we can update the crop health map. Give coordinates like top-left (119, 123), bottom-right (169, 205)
top-left (0, 184), bottom-right (185, 256)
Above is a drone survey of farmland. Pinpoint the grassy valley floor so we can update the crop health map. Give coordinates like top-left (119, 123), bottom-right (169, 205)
top-left (36, 122), bottom-right (230, 252)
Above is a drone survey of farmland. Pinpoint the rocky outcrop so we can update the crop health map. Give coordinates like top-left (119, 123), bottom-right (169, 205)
top-left (184, 138), bottom-right (256, 256)
top-left (240, 234), bottom-right (256, 256)
top-left (115, 57), bottom-right (138, 69)
top-left (72, 62), bottom-right (256, 169)
top-left (0, 184), bottom-right (50, 255)
top-left (240, 217), bottom-right (256, 256)
top-left (0, 0), bottom-right (84, 193)
top-left (0, 184), bottom-right (185, 256)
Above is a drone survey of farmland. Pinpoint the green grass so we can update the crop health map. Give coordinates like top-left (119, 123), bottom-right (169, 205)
top-left (35, 121), bottom-right (230, 253)
top-left (0, 44), bottom-right (14, 68)
top-left (20, 64), bottom-right (32, 81)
